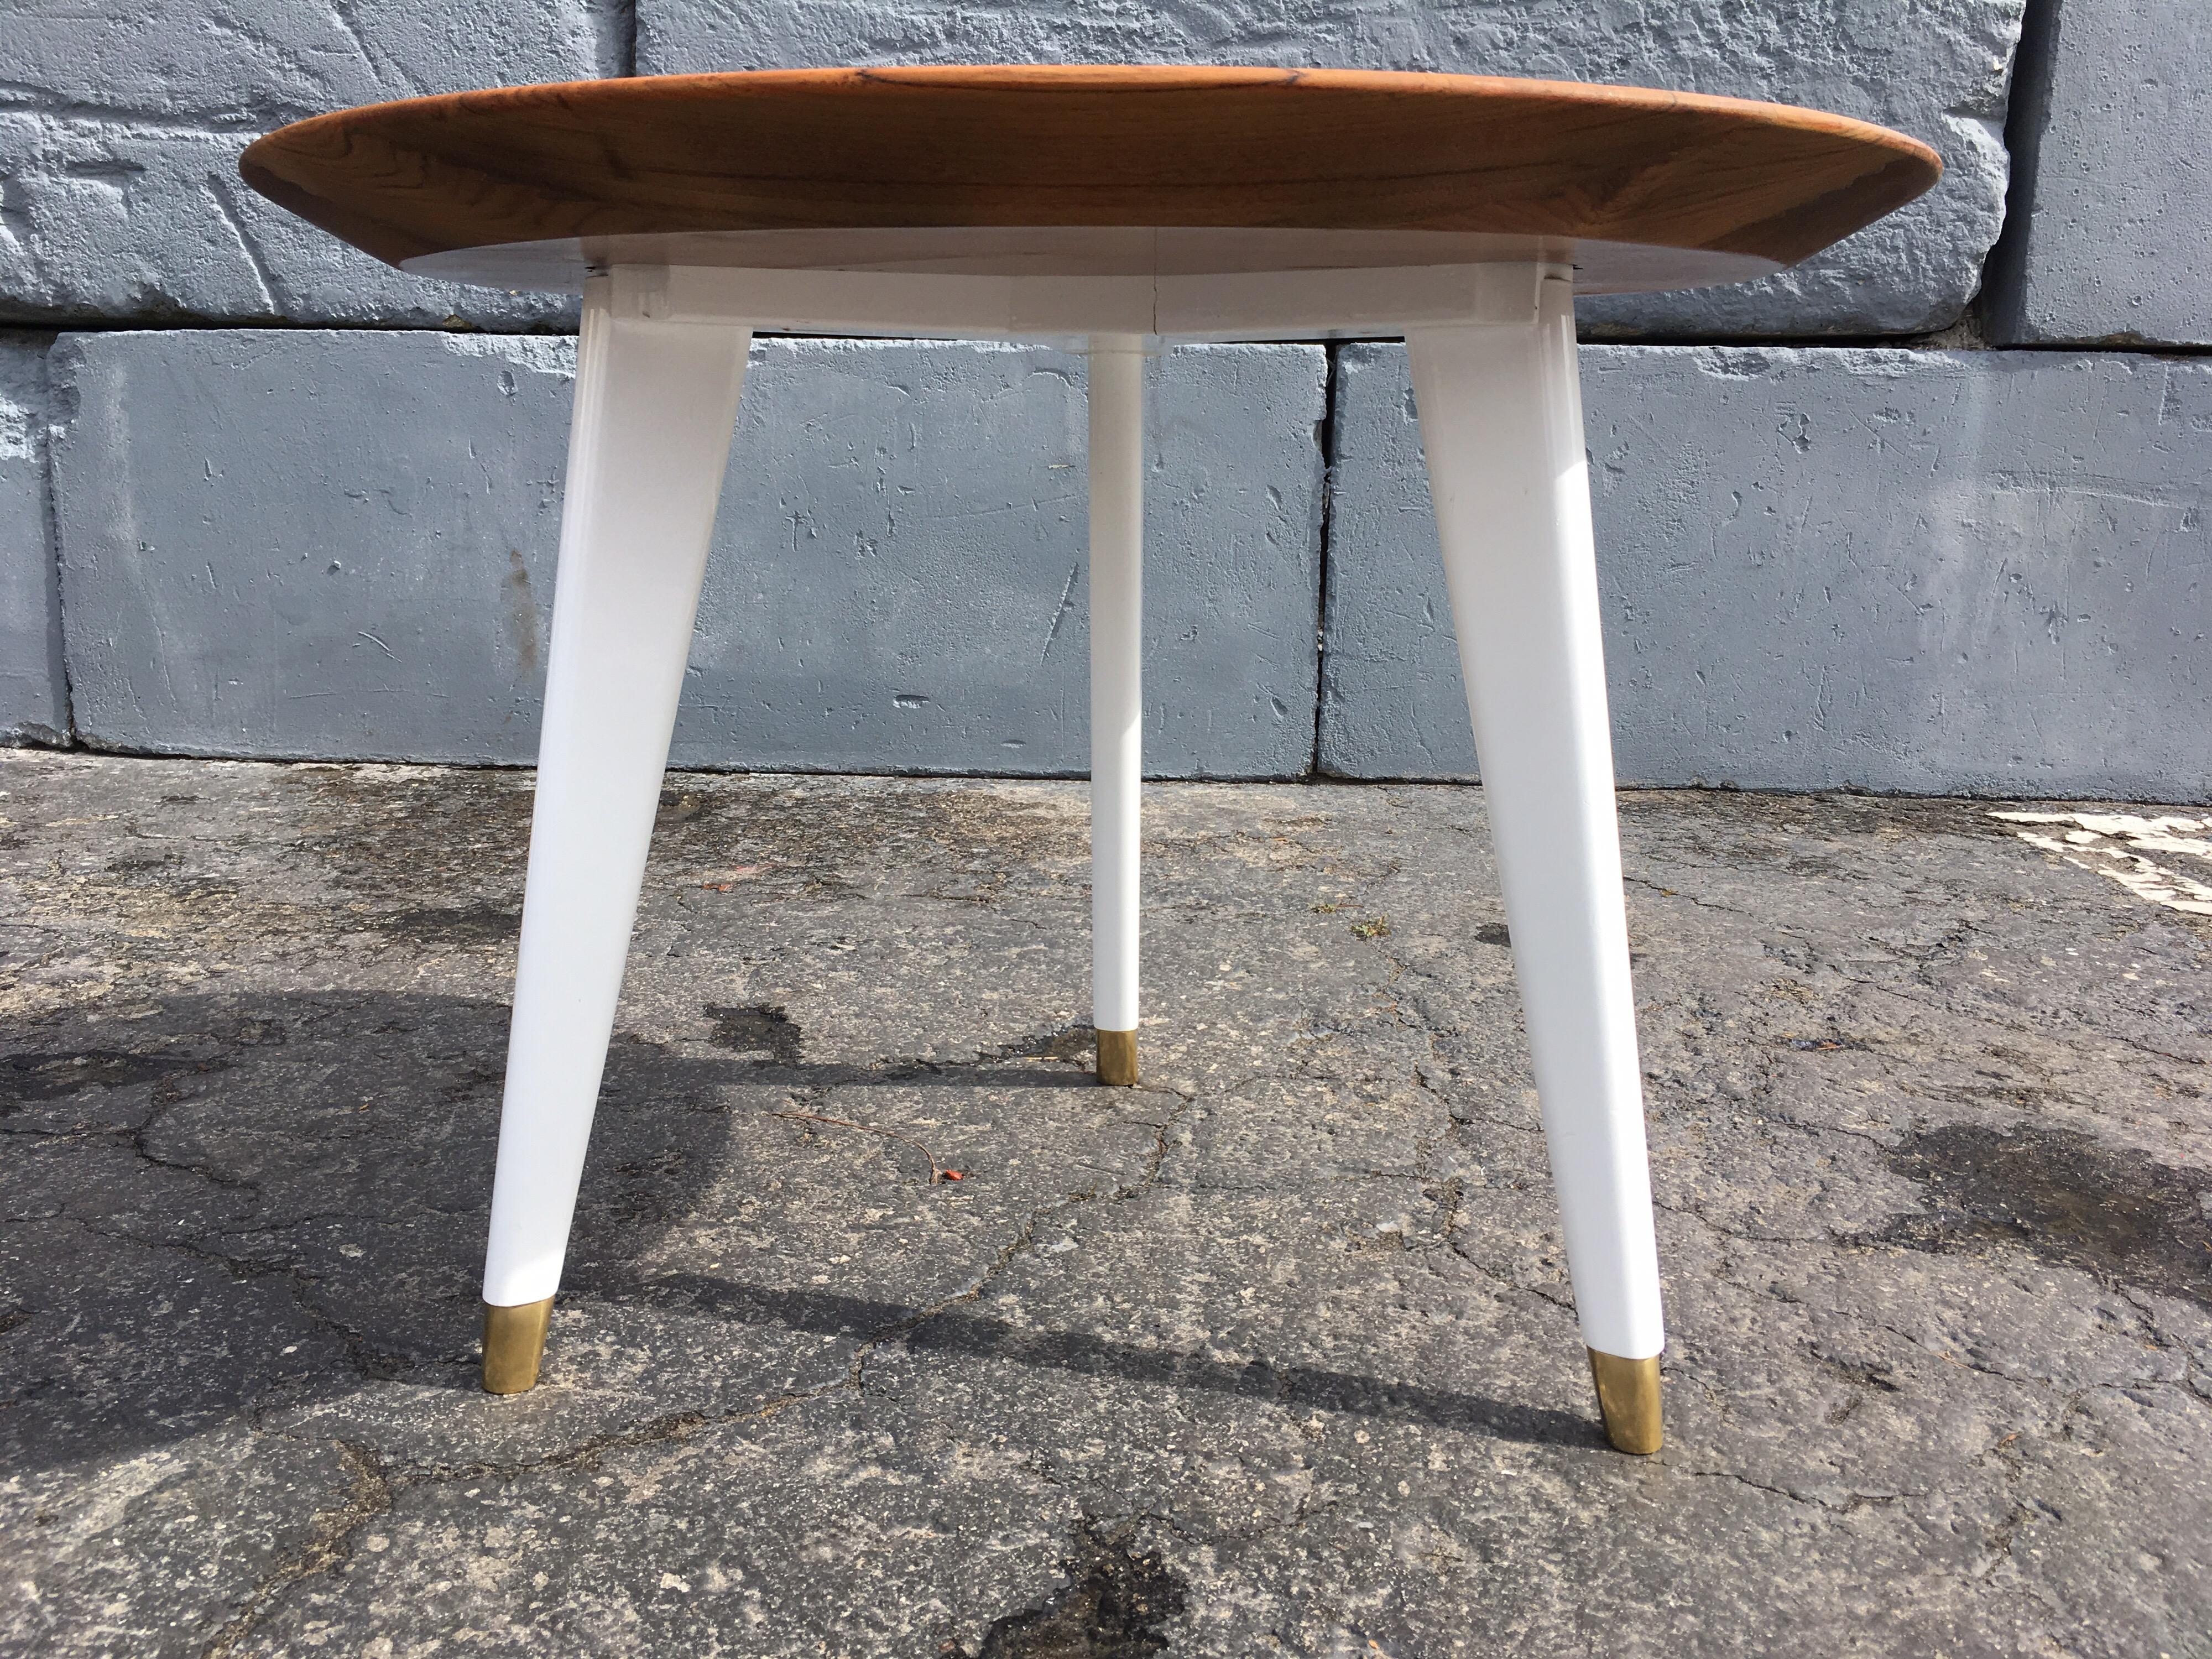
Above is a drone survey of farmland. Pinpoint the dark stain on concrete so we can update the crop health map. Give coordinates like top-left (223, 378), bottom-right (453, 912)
top-left (650, 779), bottom-right (1078, 888)
top-left (1, 1048), bottom-right (220, 1112)
top-left (707, 1003), bottom-right (804, 1066)
top-left (971, 1525), bottom-right (1187, 1658)
top-left (1877, 1123), bottom-right (2212, 1307)
top-left (289, 765), bottom-right (533, 906)
top-left (372, 904), bottom-right (520, 946)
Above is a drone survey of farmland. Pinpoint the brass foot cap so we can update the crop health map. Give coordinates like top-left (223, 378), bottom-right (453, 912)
top-left (1588, 1348), bottom-right (1663, 1454)
top-left (482, 1297), bottom-right (554, 1394)
top-left (1095, 1028), bottom-right (1139, 1087)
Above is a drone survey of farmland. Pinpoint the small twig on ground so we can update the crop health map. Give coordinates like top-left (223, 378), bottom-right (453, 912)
top-left (771, 1110), bottom-right (961, 1183)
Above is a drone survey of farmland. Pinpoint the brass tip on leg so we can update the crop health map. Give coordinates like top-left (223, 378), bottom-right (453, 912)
top-left (1095, 1028), bottom-right (1139, 1087)
top-left (1587, 1348), bottom-right (1663, 1454)
top-left (482, 1297), bottom-right (554, 1395)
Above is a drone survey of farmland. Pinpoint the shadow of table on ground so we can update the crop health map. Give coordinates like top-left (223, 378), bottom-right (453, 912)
top-left (2, 986), bottom-right (1600, 1479)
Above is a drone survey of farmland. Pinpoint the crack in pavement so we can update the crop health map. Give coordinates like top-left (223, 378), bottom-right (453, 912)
top-left (199, 1439), bottom-right (393, 1659)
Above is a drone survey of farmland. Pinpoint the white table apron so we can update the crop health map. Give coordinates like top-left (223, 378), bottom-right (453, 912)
top-left (478, 258), bottom-right (1665, 1399)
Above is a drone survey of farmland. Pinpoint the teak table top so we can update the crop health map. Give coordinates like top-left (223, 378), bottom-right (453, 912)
top-left (241, 65), bottom-right (1941, 296)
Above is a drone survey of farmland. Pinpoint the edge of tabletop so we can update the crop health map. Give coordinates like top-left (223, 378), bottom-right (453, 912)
top-left (236, 65), bottom-right (1945, 275)
top-left (237, 63), bottom-right (1946, 182)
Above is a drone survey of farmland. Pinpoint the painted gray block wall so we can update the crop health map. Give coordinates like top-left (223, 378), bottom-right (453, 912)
top-left (0, 336), bottom-right (68, 744)
top-left (638, 0), bottom-right (2023, 338)
top-left (1985, 0), bottom-right (2212, 346)
top-left (674, 340), bottom-right (1327, 777)
top-left (51, 330), bottom-right (572, 764)
top-left (0, 0), bottom-right (613, 328)
top-left (50, 330), bottom-right (1327, 776)
top-left (1319, 343), bottom-right (2211, 802)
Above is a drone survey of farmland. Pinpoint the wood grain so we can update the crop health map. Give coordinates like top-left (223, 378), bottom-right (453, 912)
top-left (240, 66), bottom-right (1940, 276)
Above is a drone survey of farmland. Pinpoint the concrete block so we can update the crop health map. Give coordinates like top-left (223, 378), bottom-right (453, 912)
top-left (0, 119), bottom-right (576, 331)
top-left (51, 329), bottom-right (1326, 776)
top-left (0, 336), bottom-right (69, 744)
top-left (638, 0), bottom-right (2022, 338)
top-left (51, 331), bottom-right (575, 764)
top-left (1318, 343), bottom-right (2212, 802)
top-left (0, 0), bottom-right (618, 326)
top-left (675, 340), bottom-right (1326, 778)
top-left (1985, 0), bottom-right (2212, 346)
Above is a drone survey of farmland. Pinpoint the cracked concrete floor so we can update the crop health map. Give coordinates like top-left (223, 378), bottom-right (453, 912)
top-left (2, 751), bottom-right (2209, 1658)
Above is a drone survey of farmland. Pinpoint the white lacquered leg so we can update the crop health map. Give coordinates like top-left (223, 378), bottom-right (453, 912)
top-left (479, 277), bottom-right (750, 1392)
top-left (1088, 336), bottom-right (1144, 1087)
top-left (1408, 274), bottom-right (1665, 1453)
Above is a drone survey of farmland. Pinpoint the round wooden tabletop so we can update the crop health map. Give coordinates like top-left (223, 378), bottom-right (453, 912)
top-left (240, 66), bottom-right (1940, 295)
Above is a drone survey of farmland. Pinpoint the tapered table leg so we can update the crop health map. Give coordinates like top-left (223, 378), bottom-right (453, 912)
top-left (1409, 273), bottom-right (1666, 1454)
top-left (478, 276), bottom-right (751, 1394)
top-left (1089, 336), bottom-right (1145, 1087)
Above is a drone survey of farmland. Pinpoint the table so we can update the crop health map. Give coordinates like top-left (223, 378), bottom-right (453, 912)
top-left (242, 65), bottom-right (1939, 1453)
